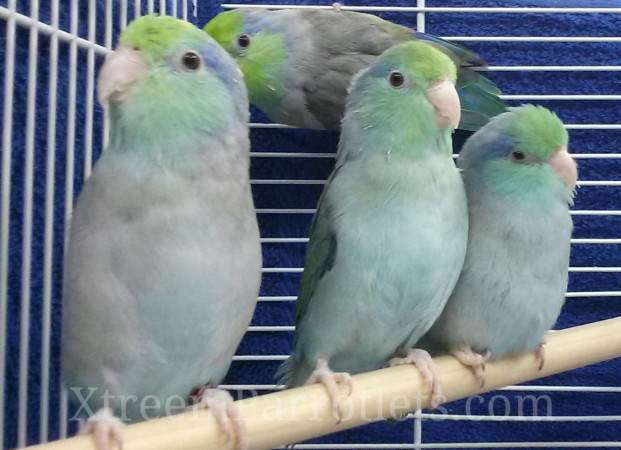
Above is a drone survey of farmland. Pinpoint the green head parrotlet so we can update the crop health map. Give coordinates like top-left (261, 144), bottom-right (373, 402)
top-left (278, 41), bottom-right (468, 415)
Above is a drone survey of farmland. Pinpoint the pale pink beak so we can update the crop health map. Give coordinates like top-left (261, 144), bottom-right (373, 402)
top-left (97, 47), bottom-right (147, 105)
top-left (425, 77), bottom-right (461, 129)
top-left (549, 146), bottom-right (578, 188)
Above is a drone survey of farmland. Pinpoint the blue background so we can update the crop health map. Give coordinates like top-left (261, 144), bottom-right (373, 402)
top-left (1, 0), bottom-right (620, 448)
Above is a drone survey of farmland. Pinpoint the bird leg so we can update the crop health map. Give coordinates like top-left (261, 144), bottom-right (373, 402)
top-left (451, 344), bottom-right (490, 388)
top-left (535, 335), bottom-right (549, 371)
top-left (191, 387), bottom-right (247, 450)
top-left (305, 358), bottom-right (353, 423)
top-left (389, 348), bottom-right (444, 408)
top-left (80, 407), bottom-right (124, 450)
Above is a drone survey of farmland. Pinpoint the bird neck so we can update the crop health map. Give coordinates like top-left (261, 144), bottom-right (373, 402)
top-left (106, 105), bottom-right (248, 172)
top-left (338, 113), bottom-right (453, 163)
top-left (237, 32), bottom-right (288, 110)
top-left (465, 170), bottom-right (574, 216)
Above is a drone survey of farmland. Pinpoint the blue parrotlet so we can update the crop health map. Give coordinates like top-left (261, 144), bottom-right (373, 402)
top-left (421, 105), bottom-right (576, 385)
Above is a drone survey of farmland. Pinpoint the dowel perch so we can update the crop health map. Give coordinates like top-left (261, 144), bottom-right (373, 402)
top-left (29, 317), bottom-right (621, 450)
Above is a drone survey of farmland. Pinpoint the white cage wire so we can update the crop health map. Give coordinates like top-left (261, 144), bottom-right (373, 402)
top-left (1, 0), bottom-right (621, 449)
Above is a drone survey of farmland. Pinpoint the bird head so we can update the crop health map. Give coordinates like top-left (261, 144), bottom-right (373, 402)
top-left (344, 40), bottom-right (460, 139)
top-left (204, 9), bottom-right (288, 110)
top-left (458, 105), bottom-right (576, 204)
top-left (98, 15), bottom-right (247, 147)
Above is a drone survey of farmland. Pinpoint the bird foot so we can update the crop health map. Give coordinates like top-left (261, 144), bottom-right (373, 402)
top-left (80, 407), bottom-right (124, 450)
top-left (535, 335), bottom-right (548, 371)
top-left (191, 388), bottom-right (247, 450)
top-left (305, 358), bottom-right (353, 423)
top-left (389, 348), bottom-right (444, 408)
top-left (451, 345), bottom-right (490, 388)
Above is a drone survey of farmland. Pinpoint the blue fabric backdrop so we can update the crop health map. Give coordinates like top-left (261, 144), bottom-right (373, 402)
top-left (1, 0), bottom-right (620, 448)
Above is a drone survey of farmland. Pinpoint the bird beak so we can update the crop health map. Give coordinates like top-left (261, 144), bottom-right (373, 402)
top-left (425, 77), bottom-right (461, 129)
top-left (548, 146), bottom-right (577, 188)
top-left (97, 47), bottom-right (147, 106)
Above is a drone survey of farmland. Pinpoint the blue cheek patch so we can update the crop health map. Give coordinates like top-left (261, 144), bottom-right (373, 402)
top-left (198, 43), bottom-right (242, 89)
top-left (484, 134), bottom-right (517, 160)
top-left (458, 117), bottom-right (518, 171)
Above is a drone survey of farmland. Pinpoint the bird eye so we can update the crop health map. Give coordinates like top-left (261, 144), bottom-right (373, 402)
top-left (511, 151), bottom-right (526, 162)
top-left (181, 51), bottom-right (201, 71)
top-left (388, 71), bottom-right (405, 88)
top-left (237, 34), bottom-right (251, 49)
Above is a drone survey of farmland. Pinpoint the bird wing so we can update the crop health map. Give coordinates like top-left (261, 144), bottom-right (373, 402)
top-left (295, 164), bottom-right (343, 324)
top-left (297, 10), bottom-right (405, 128)
top-left (297, 10), bottom-right (506, 131)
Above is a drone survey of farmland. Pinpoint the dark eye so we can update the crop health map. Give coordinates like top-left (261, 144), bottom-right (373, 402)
top-left (181, 51), bottom-right (201, 71)
top-left (511, 151), bottom-right (526, 162)
top-left (389, 71), bottom-right (405, 88)
top-left (237, 34), bottom-right (251, 49)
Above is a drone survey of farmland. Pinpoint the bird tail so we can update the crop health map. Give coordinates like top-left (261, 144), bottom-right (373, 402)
top-left (457, 83), bottom-right (508, 131)
top-left (412, 31), bottom-right (486, 68)
top-left (275, 356), bottom-right (314, 388)
top-left (275, 357), bottom-right (293, 388)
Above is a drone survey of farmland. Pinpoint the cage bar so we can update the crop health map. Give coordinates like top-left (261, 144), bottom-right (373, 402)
top-left (120, 0), bottom-right (127, 29)
top-left (0, 1), bottom-right (17, 444)
top-left (0, 7), bottom-right (111, 55)
top-left (39, 0), bottom-right (60, 442)
top-left (221, 4), bottom-right (621, 13)
top-left (83, 0), bottom-right (97, 180)
top-left (17, 0), bottom-right (41, 446)
top-left (59, 0), bottom-right (81, 439)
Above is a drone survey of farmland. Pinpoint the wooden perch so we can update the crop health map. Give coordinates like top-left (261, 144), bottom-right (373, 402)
top-left (29, 316), bottom-right (621, 450)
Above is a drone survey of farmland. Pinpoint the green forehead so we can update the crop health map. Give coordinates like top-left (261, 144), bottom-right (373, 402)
top-left (120, 15), bottom-right (199, 60)
top-left (204, 10), bottom-right (243, 48)
top-left (383, 41), bottom-right (457, 82)
top-left (508, 105), bottom-right (568, 159)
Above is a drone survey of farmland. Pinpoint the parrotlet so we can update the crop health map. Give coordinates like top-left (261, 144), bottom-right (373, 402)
top-left (61, 15), bottom-right (261, 450)
top-left (421, 105), bottom-right (577, 385)
top-left (279, 41), bottom-right (469, 416)
top-left (205, 6), bottom-right (506, 131)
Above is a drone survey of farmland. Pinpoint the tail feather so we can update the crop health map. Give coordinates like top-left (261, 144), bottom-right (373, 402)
top-left (457, 82), bottom-right (508, 131)
top-left (275, 357), bottom-right (293, 388)
top-left (275, 356), bottom-right (315, 388)
top-left (413, 31), bottom-right (486, 68)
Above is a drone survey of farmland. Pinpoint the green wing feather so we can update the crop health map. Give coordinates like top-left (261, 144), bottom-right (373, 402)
top-left (276, 195), bottom-right (338, 387)
top-left (295, 166), bottom-right (342, 324)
